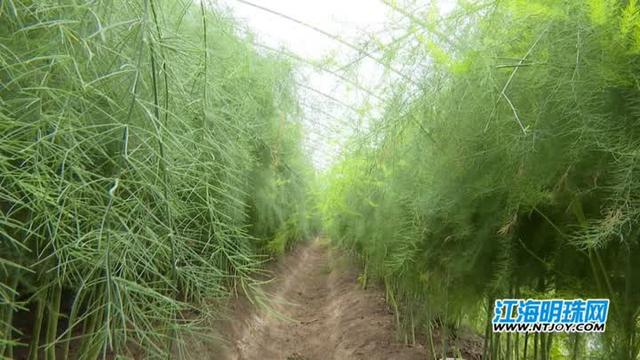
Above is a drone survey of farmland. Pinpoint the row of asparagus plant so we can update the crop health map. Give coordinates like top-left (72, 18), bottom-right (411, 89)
top-left (0, 0), bottom-right (315, 358)
top-left (322, 0), bottom-right (640, 358)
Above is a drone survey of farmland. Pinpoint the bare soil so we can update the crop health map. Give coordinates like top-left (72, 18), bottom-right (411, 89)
top-left (204, 238), bottom-right (428, 360)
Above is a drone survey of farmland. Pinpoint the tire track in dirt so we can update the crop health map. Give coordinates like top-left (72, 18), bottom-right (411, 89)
top-left (223, 238), bottom-right (426, 360)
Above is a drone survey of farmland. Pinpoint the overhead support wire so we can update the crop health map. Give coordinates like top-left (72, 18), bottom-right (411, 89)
top-left (302, 117), bottom-right (347, 136)
top-left (379, 0), bottom-right (456, 48)
top-left (300, 101), bottom-right (358, 131)
top-left (296, 82), bottom-right (362, 114)
top-left (233, 0), bottom-right (418, 86)
top-left (253, 42), bottom-right (385, 102)
top-left (303, 118), bottom-right (348, 136)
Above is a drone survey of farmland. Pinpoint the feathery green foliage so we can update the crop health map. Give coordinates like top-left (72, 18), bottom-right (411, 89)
top-left (0, 0), bottom-right (313, 358)
top-left (322, 1), bottom-right (640, 358)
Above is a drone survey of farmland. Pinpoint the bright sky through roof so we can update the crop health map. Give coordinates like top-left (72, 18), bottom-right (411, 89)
top-left (219, 1), bottom-right (388, 58)
top-left (216, 0), bottom-right (457, 170)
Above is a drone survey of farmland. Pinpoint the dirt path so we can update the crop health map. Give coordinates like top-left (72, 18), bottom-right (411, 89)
top-left (219, 238), bottom-right (426, 360)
